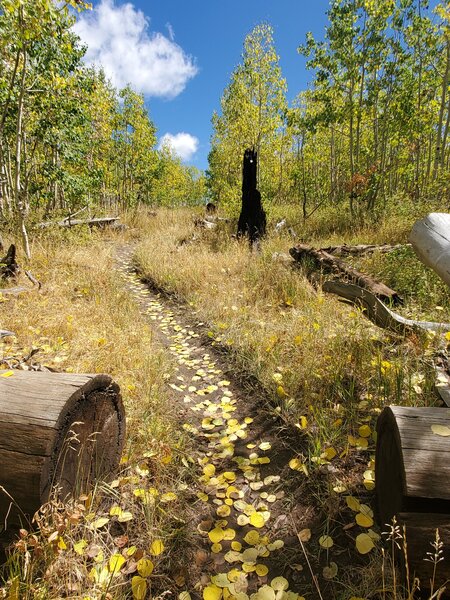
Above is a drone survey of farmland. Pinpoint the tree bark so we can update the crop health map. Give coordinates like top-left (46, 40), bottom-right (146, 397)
top-left (409, 213), bottom-right (450, 288)
top-left (289, 243), bottom-right (403, 304)
top-left (0, 371), bottom-right (125, 528)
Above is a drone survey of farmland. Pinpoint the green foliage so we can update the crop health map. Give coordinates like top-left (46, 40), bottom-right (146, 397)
top-left (0, 0), bottom-right (202, 246)
top-left (207, 24), bottom-right (289, 211)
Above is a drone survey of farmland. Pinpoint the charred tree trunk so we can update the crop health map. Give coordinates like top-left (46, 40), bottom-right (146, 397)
top-left (237, 149), bottom-right (266, 244)
top-left (0, 244), bottom-right (19, 279)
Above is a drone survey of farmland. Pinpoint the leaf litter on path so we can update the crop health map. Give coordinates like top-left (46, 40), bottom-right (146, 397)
top-left (116, 247), bottom-right (377, 600)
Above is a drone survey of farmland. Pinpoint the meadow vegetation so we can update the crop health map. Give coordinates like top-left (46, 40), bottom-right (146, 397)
top-left (0, 227), bottom-right (194, 599)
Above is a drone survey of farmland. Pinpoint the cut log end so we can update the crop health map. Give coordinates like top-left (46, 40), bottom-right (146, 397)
top-left (0, 371), bottom-right (125, 527)
top-left (376, 406), bottom-right (450, 588)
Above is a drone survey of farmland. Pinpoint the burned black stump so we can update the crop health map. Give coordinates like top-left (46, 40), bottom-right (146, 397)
top-left (0, 245), bottom-right (19, 279)
top-left (237, 149), bottom-right (266, 244)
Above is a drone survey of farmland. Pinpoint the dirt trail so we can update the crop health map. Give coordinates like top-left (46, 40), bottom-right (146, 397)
top-left (116, 248), bottom-right (320, 600)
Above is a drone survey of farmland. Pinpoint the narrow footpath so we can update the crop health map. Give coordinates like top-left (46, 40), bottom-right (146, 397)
top-left (116, 248), bottom-right (314, 600)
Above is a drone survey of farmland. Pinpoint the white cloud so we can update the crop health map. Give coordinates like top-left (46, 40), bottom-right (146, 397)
top-left (159, 132), bottom-right (199, 161)
top-left (73, 0), bottom-right (198, 98)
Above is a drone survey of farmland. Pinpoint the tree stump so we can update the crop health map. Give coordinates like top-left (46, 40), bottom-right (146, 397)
top-left (376, 406), bottom-right (450, 587)
top-left (0, 370), bottom-right (125, 528)
top-left (237, 149), bottom-right (266, 244)
top-left (0, 244), bottom-right (19, 279)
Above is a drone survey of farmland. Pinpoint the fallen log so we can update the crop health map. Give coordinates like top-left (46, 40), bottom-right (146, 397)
top-left (0, 330), bottom-right (14, 338)
top-left (376, 406), bottom-right (450, 588)
top-left (36, 217), bottom-right (120, 229)
top-left (0, 285), bottom-right (35, 297)
top-left (410, 213), bottom-right (450, 288)
top-left (290, 243), bottom-right (403, 305)
top-left (0, 370), bottom-right (125, 528)
top-left (322, 281), bottom-right (450, 334)
top-left (323, 243), bottom-right (410, 257)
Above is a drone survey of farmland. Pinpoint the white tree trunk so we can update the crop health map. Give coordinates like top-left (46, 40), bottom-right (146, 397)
top-left (410, 213), bottom-right (450, 287)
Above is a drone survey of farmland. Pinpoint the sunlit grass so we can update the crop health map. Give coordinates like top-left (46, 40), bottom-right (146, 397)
top-left (0, 228), bottom-right (193, 598)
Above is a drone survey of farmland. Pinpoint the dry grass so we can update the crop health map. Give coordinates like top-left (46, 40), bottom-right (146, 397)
top-left (0, 227), bottom-right (193, 599)
top-left (134, 209), bottom-right (440, 426)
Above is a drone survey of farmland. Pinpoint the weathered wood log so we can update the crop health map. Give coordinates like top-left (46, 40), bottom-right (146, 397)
top-left (398, 512), bottom-right (450, 589)
top-left (237, 149), bottom-right (266, 244)
top-left (290, 243), bottom-right (403, 305)
top-left (322, 281), bottom-right (450, 334)
top-left (0, 285), bottom-right (35, 297)
top-left (0, 244), bottom-right (19, 279)
top-left (0, 330), bottom-right (14, 338)
top-left (36, 217), bottom-right (120, 229)
top-left (376, 406), bottom-right (450, 587)
top-left (0, 370), bottom-right (125, 528)
top-left (323, 243), bottom-right (410, 257)
top-left (410, 213), bottom-right (450, 287)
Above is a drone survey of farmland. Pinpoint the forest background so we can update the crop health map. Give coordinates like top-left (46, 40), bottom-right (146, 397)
top-left (1, 0), bottom-right (450, 256)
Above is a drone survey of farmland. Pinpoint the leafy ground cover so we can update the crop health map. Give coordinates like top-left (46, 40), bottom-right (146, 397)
top-left (0, 209), bottom-right (448, 599)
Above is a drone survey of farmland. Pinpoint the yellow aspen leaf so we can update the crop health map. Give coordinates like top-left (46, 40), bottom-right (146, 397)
top-left (271, 577), bottom-right (289, 591)
top-left (74, 539), bottom-right (87, 555)
top-left (356, 437), bottom-right (369, 449)
top-left (212, 574), bottom-right (231, 588)
top-left (118, 511), bottom-right (133, 522)
top-left (255, 584), bottom-right (275, 600)
top-left (322, 447), bottom-right (337, 460)
top-left (161, 492), bottom-right (177, 503)
top-left (132, 576), bottom-right (147, 600)
top-left (223, 471), bottom-right (236, 482)
top-left (319, 535), bottom-right (333, 549)
top-left (237, 515), bottom-right (250, 526)
top-left (137, 558), bottom-right (154, 577)
top-left (358, 425), bottom-right (371, 438)
top-left (211, 543), bottom-right (223, 553)
top-left (110, 505), bottom-right (122, 516)
top-left (244, 531), bottom-right (260, 545)
top-left (217, 505), bottom-right (231, 517)
top-left (57, 536), bottom-right (67, 550)
top-left (222, 528), bottom-right (236, 540)
top-left (92, 517), bottom-right (109, 529)
top-left (231, 541), bottom-right (242, 551)
top-left (197, 492), bottom-right (209, 502)
top-left (109, 554), bottom-right (126, 574)
top-left (249, 512), bottom-right (265, 528)
top-left (277, 385), bottom-right (287, 398)
top-left (346, 496), bottom-right (361, 512)
top-left (179, 593), bottom-right (192, 600)
top-left (242, 563), bottom-right (256, 573)
top-left (431, 424), bottom-right (450, 436)
top-left (289, 457), bottom-right (303, 471)
top-left (356, 513), bottom-right (374, 528)
top-left (149, 539), bottom-right (164, 556)
top-left (259, 442), bottom-right (271, 451)
top-left (208, 528), bottom-right (225, 544)
top-left (256, 564), bottom-right (269, 576)
top-left (227, 569), bottom-right (242, 582)
top-left (203, 584), bottom-right (223, 600)
top-left (0, 370), bottom-right (14, 377)
top-left (356, 533), bottom-right (375, 554)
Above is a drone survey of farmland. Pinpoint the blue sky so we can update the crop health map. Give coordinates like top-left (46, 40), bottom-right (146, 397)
top-left (73, 0), bottom-right (439, 171)
top-left (73, 0), bottom-right (331, 170)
